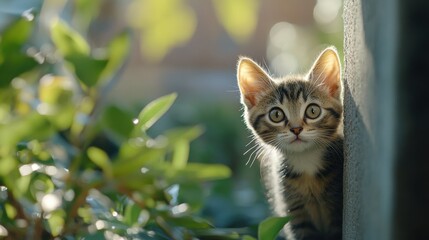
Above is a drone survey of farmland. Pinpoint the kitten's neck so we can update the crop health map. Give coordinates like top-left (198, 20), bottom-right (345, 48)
top-left (283, 147), bottom-right (325, 176)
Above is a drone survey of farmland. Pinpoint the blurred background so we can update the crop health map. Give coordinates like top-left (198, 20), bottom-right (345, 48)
top-left (1, 0), bottom-right (343, 231)
top-left (107, 0), bottom-right (344, 228)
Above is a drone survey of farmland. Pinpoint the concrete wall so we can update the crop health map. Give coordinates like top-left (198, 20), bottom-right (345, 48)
top-left (343, 0), bottom-right (397, 239)
top-left (343, 0), bottom-right (429, 239)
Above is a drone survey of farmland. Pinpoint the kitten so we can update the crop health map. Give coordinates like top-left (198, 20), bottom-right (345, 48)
top-left (237, 47), bottom-right (343, 240)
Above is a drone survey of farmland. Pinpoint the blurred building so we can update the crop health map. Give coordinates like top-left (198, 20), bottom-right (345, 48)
top-left (98, 0), bottom-right (325, 104)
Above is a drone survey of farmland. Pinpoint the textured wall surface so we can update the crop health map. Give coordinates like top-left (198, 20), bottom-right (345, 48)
top-left (343, 0), bottom-right (367, 238)
top-left (343, 0), bottom-right (397, 239)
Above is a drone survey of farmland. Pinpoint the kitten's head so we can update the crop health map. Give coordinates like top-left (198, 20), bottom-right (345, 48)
top-left (237, 47), bottom-right (342, 153)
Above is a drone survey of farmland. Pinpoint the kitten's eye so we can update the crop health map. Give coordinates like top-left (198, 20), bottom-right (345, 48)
top-left (269, 107), bottom-right (285, 123)
top-left (305, 104), bottom-right (321, 119)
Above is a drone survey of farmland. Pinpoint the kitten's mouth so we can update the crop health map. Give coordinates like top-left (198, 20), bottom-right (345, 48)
top-left (291, 137), bottom-right (305, 143)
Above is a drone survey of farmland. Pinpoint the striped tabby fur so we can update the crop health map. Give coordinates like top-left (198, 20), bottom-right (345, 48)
top-left (237, 47), bottom-right (343, 240)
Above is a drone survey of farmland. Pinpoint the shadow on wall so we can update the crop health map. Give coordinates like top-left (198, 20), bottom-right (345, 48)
top-left (342, 81), bottom-right (373, 239)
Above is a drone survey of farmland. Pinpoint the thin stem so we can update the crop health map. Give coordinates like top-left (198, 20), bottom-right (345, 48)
top-left (33, 215), bottom-right (43, 240)
top-left (6, 189), bottom-right (28, 221)
top-left (156, 216), bottom-right (177, 240)
top-left (116, 185), bottom-right (146, 209)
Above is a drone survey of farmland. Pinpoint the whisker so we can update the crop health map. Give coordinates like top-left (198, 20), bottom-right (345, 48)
top-left (244, 143), bottom-right (260, 155)
top-left (246, 138), bottom-right (277, 167)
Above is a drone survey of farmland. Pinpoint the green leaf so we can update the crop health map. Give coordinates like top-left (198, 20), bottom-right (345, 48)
top-left (0, 113), bottom-right (55, 147)
top-left (102, 105), bottom-right (134, 139)
top-left (51, 20), bottom-right (109, 87)
top-left (50, 20), bottom-right (130, 87)
top-left (242, 236), bottom-right (257, 240)
top-left (172, 140), bottom-right (189, 169)
top-left (45, 104), bottom-right (75, 130)
top-left (0, 17), bottom-right (38, 87)
top-left (113, 148), bottom-right (164, 177)
top-left (5, 203), bottom-right (17, 219)
top-left (174, 163), bottom-right (231, 182)
top-left (11, 174), bottom-right (31, 198)
top-left (164, 125), bottom-right (204, 147)
top-left (101, 31), bottom-right (131, 81)
top-left (0, 55), bottom-right (38, 88)
top-left (51, 20), bottom-right (90, 56)
top-left (178, 183), bottom-right (204, 211)
top-left (29, 174), bottom-right (55, 200)
top-left (38, 76), bottom-right (75, 129)
top-left (66, 54), bottom-right (108, 87)
top-left (0, 157), bottom-right (17, 176)
top-left (46, 210), bottom-right (65, 237)
top-left (73, 0), bottom-right (102, 33)
top-left (77, 207), bottom-right (92, 223)
top-left (39, 76), bottom-right (74, 104)
top-left (124, 203), bottom-right (143, 226)
top-left (137, 93), bottom-right (177, 131)
top-left (0, 17), bottom-right (33, 55)
top-left (87, 147), bottom-right (113, 178)
top-left (166, 215), bottom-right (212, 229)
top-left (258, 216), bottom-right (291, 240)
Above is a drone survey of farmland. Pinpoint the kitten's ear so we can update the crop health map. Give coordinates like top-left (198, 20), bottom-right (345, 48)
top-left (237, 57), bottom-right (272, 108)
top-left (308, 47), bottom-right (341, 99)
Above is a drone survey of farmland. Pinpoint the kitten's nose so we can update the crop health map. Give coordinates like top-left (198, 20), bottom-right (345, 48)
top-left (290, 127), bottom-right (303, 135)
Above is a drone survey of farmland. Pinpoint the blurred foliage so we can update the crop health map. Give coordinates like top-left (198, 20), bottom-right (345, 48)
top-left (258, 217), bottom-right (291, 240)
top-left (127, 0), bottom-right (259, 61)
top-left (212, 0), bottom-right (259, 43)
top-left (161, 103), bottom-right (270, 228)
top-left (0, 2), bottom-right (291, 240)
top-left (127, 0), bottom-right (197, 61)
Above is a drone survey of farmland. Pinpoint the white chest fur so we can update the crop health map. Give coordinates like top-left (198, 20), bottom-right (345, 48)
top-left (286, 148), bottom-right (325, 175)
